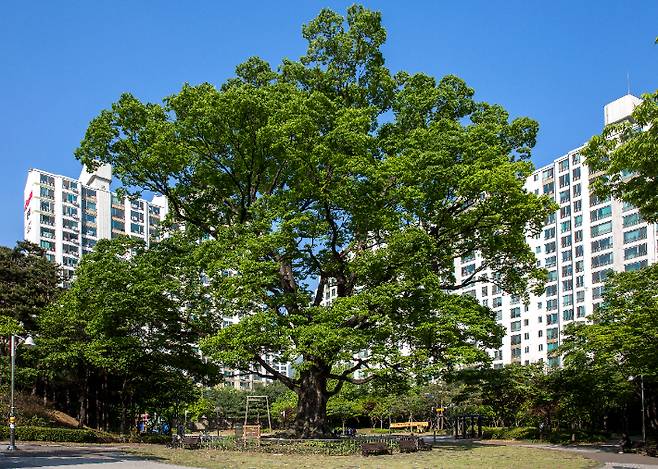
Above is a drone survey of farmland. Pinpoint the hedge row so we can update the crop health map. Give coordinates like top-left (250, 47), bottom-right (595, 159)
top-left (481, 426), bottom-right (540, 440)
top-left (0, 426), bottom-right (108, 443)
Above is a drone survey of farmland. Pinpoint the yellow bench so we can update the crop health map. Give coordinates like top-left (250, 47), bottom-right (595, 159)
top-left (389, 421), bottom-right (429, 431)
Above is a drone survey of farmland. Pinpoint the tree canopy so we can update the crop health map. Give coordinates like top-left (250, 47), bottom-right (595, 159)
top-left (36, 236), bottom-right (219, 431)
top-left (0, 241), bottom-right (60, 336)
top-left (74, 5), bottom-right (554, 437)
top-left (584, 91), bottom-right (658, 223)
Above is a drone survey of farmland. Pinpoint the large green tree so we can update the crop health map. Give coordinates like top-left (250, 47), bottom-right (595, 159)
top-left (584, 90), bottom-right (658, 222)
top-left (37, 236), bottom-right (218, 431)
top-left (75, 6), bottom-right (553, 437)
top-left (0, 241), bottom-right (60, 336)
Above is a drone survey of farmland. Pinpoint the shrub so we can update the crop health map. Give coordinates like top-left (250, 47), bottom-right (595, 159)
top-left (481, 426), bottom-right (539, 440)
top-left (0, 426), bottom-right (110, 443)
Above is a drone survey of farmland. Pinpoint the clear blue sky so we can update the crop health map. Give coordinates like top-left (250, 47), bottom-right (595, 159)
top-left (1, 1), bottom-right (656, 247)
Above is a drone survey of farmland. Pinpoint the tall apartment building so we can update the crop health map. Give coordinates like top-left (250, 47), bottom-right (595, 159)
top-left (23, 164), bottom-right (168, 285)
top-left (456, 94), bottom-right (657, 367)
top-left (23, 164), bottom-right (292, 389)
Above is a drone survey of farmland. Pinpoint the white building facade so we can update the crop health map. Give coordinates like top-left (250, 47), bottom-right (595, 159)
top-left (23, 164), bottom-right (168, 286)
top-left (456, 94), bottom-right (657, 367)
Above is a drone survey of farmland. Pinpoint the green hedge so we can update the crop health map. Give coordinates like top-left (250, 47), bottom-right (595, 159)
top-left (481, 426), bottom-right (539, 440)
top-left (0, 426), bottom-right (109, 443)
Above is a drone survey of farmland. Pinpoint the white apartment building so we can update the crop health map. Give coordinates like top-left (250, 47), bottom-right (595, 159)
top-left (456, 94), bottom-right (656, 367)
top-left (24, 163), bottom-right (292, 389)
top-left (23, 164), bottom-right (168, 286)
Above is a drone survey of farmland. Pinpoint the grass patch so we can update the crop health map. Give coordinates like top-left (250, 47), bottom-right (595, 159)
top-left (130, 442), bottom-right (598, 469)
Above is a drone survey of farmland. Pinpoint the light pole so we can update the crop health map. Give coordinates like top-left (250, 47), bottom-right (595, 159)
top-left (628, 374), bottom-right (646, 446)
top-left (6, 334), bottom-right (35, 451)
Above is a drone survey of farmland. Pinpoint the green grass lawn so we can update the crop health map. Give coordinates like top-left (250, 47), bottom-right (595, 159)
top-left (131, 442), bottom-right (599, 469)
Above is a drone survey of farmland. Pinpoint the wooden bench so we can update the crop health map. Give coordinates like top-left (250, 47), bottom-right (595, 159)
top-left (399, 438), bottom-right (418, 453)
top-left (362, 442), bottom-right (392, 456)
top-left (180, 436), bottom-right (201, 449)
top-left (389, 421), bottom-right (430, 432)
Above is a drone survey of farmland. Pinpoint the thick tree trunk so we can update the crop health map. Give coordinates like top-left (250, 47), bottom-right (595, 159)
top-left (293, 368), bottom-right (330, 438)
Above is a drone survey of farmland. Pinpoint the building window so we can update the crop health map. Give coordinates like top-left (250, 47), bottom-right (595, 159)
top-left (545, 256), bottom-right (556, 267)
top-left (40, 227), bottom-right (55, 239)
top-left (622, 213), bottom-right (642, 227)
top-left (542, 168), bottom-right (554, 180)
top-left (572, 166), bottom-right (581, 179)
top-left (545, 242), bottom-right (556, 254)
top-left (573, 200), bottom-right (582, 213)
top-left (561, 235), bottom-right (572, 248)
top-left (131, 223), bottom-right (144, 235)
top-left (574, 214), bottom-right (582, 227)
top-left (591, 221), bottom-right (613, 238)
top-left (461, 264), bottom-right (476, 276)
top-left (40, 214), bottom-right (55, 226)
top-left (563, 294), bottom-right (573, 306)
top-left (40, 174), bottom-right (55, 186)
top-left (591, 236), bottom-right (613, 253)
top-left (547, 270), bottom-right (557, 281)
top-left (511, 334), bottom-right (522, 345)
top-left (591, 252), bottom-right (613, 268)
top-left (546, 313), bottom-right (558, 325)
top-left (625, 260), bottom-right (648, 272)
top-left (40, 240), bottom-right (55, 251)
top-left (561, 220), bottom-right (571, 233)
top-left (558, 159), bottom-right (569, 172)
top-left (40, 187), bottom-right (55, 199)
top-left (510, 321), bottom-right (521, 332)
top-left (624, 243), bottom-right (647, 260)
top-left (562, 250), bottom-right (572, 262)
top-left (592, 269), bottom-right (611, 284)
top-left (559, 190), bottom-right (570, 204)
top-left (559, 173), bottom-right (570, 188)
top-left (547, 299), bottom-right (558, 311)
top-left (544, 227), bottom-right (556, 239)
top-left (572, 183), bottom-right (581, 197)
top-left (562, 279), bottom-right (573, 291)
top-left (623, 227), bottom-right (647, 244)
top-left (563, 309), bottom-right (574, 321)
top-left (493, 297), bottom-right (503, 308)
top-left (590, 205), bottom-right (612, 222)
top-left (577, 306), bottom-right (586, 318)
top-left (545, 285), bottom-right (557, 296)
top-left (562, 264), bottom-right (573, 277)
top-left (510, 307), bottom-right (521, 318)
top-left (546, 328), bottom-right (559, 340)
top-left (543, 182), bottom-right (554, 194)
top-left (111, 220), bottom-right (125, 231)
top-left (592, 286), bottom-right (605, 300)
top-left (576, 275), bottom-right (584, 287)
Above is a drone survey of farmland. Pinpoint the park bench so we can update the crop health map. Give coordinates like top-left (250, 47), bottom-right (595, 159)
top-left (180, 436), bottom-right (201, 449)
top-left (361, 442), bottom-right (392, 456)
top-left (389, 421), bottom-right (430, 432)
top-left (399, 438), bottom-right (418, 453)
top-left (399, 436), bottom-right (432, 452)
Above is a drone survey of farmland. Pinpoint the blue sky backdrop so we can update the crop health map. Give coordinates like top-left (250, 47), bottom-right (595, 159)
top-left (1, 0), bottom-right (657, 246)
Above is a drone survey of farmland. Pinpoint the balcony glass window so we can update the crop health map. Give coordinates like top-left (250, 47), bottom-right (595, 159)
top-left (591, 221), bottom-right (613, 238)
top-left (622, 213), bottom-right (642, 227)
top-left (625, 260), bottom-right (648, 271)
top-left (624, 243), bottom-right (647, 260)
top-left (623, 227), bottom-right (647, 244)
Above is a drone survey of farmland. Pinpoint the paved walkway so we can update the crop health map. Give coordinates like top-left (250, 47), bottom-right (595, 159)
top-left (0, 444), bottom-right (188, 469)
top-left (477, 439), bottom-right (658, 468)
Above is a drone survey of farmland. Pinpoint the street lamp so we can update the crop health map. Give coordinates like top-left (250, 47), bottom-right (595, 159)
top-left (6, 334), bottom-right (35, 452)
top-left (628, 375), bottom-right (646, 446)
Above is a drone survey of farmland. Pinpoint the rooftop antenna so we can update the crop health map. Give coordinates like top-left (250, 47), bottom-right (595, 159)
top-left (627, 72), bottom-right (631, 95)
